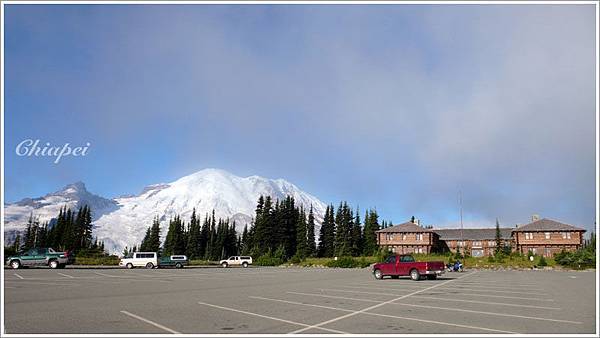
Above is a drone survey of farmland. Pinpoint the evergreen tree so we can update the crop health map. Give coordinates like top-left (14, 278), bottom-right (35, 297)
top-left (494, 218), bottom-right (502, 255)
top-left (306, 205), bottom-right (316, 257)
top-left (362, 209), bottom-right (380, 256)
top-left (334, 202), bottom-right (353, 257)
top-left (241, 225), bottom-right (250, 255)
top-left (318, 205), bottom-right (336, 257)
top-left (140, 227), bottom-right (151, 251)
top-left (148, 216), bottom-right (162, 252)
top-left (123, 246), bottom-right (129, 257)
top-left (295, 207), bottom-right (308, 258)
top-left (186, 209), bottom-right (201, 259)
top-left (163, 215), bottom-right (186, 255)
top-left (23, 213), bottom-right (39, 250)
top-left (12, 234), bottom-right (21, 253)
top-left (351, 209), bottom-right (363, 256)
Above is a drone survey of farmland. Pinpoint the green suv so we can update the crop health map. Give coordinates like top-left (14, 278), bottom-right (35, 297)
top-left (6, 248), bottom-right (73, 269)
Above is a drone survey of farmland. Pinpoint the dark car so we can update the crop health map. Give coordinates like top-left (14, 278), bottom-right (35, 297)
top-left (6, 248), bottom-right (73, 269)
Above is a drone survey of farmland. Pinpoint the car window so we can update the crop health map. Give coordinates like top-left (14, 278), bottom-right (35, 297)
top-left (48, 248), bottom-right (56, 253)
top-left (28, 249), bottom-right (38, 256)
top-left (38, 248), bottom-right (48, 254)
top-left (385, 256), bottom-right (396, 264)
top-left (401, 256), bottom-right (415, 263)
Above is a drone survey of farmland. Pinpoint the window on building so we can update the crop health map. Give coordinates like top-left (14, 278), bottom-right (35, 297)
top-left (562, 232), bottom-right (571, 239)
top-left (457, 241), bottom-right (464, 247)
top-left (416, 234), bottom-right (423, 241)
top-left (386, 234), bottom-right (394, 241)
top-left (544, 248), bottom-right (551, 257)
top-left (402, 234), bottom-right (407, 240)
top-left (545, 232), bottom-right (551, 239)
top-left (525, 233), bottom-right (533, 240)
top-left (488, 241), bottom-right (496, 247)
top-left (472, 241), bottom-right (482, 247)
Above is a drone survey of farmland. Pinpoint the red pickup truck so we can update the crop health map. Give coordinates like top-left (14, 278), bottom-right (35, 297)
top-left (373, 254), bottom-right (445, 281)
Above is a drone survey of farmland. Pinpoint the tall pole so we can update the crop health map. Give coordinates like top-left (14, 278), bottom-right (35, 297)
top-left (459, 191), bottom-right (464, 255)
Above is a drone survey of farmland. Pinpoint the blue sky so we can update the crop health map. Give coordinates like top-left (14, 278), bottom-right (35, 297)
top-left (4, 4), bottom-right (597, 232)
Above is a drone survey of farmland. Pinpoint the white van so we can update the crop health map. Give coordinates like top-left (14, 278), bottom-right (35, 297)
top-left (119, 252), bottom-right (158, 269)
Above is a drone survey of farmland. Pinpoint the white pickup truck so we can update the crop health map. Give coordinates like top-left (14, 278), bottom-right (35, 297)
top-left (219, 256), bottom-right (252, 268)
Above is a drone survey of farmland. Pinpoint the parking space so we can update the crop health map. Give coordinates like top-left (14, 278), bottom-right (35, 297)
top-left (3, 267), bottom-right (596, 334)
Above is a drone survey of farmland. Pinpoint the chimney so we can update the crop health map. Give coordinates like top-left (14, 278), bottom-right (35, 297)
top-left (532, 214), bottom-right (540, 222)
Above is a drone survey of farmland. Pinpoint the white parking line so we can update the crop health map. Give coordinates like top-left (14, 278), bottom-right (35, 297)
top-left (455, 281), bottom-right (540, 288)
top-left (94, 271), bottom-right (118, 277)
top-left (410, 295), bottom-right (561, 310)
top-left (14, 273), bottom-right (24, 280)
top-left (57, 272), bottom-right (75, 279)
top-left (288, 291), bottom-right (561, 310)
top-left (287, 291), bottom-right (570, 323)
top-left (391, 302), bottom-right (581, 324)
top-left (349, 283), bottom-right (550, 296)
top-left (434, 286), bottom-right (550, 296)
top-left (289, 271), bottom-right (478, 334)
top-left (251, 295), bottom-right (517, 334)
top-left (426, 291), bottom-right (554, 302)
top-left (120, 310), bottom-right (181, 334)
top-left (196, 301), bottom-right (348, 334)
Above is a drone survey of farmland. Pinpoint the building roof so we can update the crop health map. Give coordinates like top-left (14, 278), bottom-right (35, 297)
top-left (513, 218), bottom-right (585, 232)
top-left (433, 228), bottom-right (513, 241)
top-left (376, 222), bottom-right (432, 233)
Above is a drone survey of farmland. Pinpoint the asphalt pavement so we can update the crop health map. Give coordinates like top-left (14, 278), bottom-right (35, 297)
top-left (3, 267), bottom-right (597, 334)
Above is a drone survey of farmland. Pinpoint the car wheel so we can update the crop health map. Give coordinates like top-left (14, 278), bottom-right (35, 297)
top-left (126, 263), bottom-right (134, 269)
top-left (175, 263), bottom-right (182, 269)
top-left (10, 260), bottom-right (21, 269)
top-left (373, 269), bottom-right (383, 280)
top-left (222, 262), bottom-right (228, 268)
top-left (145, 262), bottom-right (154, 269)
top-left (49, 260), bottom-right (59, 269)
top-left (410, 269), bottom-right (421, 281)
top-left (242, 262), bottom-right (248, 268)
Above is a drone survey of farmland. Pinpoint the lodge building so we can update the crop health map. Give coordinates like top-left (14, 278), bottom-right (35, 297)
top-left (376, 217), bottom-right (586, 258)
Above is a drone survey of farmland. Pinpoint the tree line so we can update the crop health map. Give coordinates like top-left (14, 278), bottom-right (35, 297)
top-left (129, 195), bottom-right (383, 261)
top-left (10, 205), bottom-right (107, 255)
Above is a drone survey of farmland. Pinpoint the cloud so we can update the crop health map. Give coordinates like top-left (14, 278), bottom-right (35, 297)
top-left (5, 5), bottom-right (596, 231)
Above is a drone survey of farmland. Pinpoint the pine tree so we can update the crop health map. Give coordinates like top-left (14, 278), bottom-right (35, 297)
top-left (23, 213), bottom-right (38, 250)
top-left (351, 209), bottom-right (363, 256)
top-left (306, 205), bottom-right (316, 257)
top-left (318, 205), bottom-right (336, 257)
top-left (123, 246), bottom-right (129, 257)
top-left (362, 209), bottom-right (380, 256)
top-left (334, 202), bottom-right (353, 257)
top-left (148, 216), bottom-right (162, 252)
top-left (199, 214), bottom-right (210, 258)
top-left (495, 218), bottom-right (502, 255)
top-left (186, 209), bottom-right (201, 259)
top-left (140, 227), bottom-right (151, 251)
top-left (12, 234), bottom-right (21, 253)
top-left (295, 207), bottom-right (308, 258)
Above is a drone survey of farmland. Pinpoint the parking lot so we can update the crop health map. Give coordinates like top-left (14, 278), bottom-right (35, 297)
top-left (3, 267), bottom-right (597, 334)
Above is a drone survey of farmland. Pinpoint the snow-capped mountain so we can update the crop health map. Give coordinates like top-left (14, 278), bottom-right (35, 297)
top-left (4, 169), bottom-right (327, 255)
top-left (4, 182), bottom-right (118, 243)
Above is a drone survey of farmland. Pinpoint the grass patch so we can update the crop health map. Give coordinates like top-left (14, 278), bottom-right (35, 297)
top-left (73, 255), bottom-right (120, 265)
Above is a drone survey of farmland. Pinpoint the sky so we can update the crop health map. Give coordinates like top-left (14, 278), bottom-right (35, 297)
top-left (3, 4), bottom-right (597, 233)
